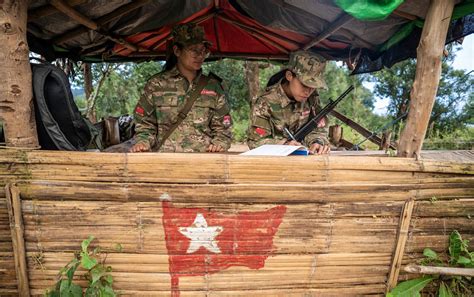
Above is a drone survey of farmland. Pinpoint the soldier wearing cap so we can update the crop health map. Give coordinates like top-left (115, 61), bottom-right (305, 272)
top-left (247, 51), bottom-right (330, 154)
top-left (130, 24), bottom-right (232, 153)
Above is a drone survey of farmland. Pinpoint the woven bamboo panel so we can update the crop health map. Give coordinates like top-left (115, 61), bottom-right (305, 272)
top-left (0, 198), bottom-right (18, 296)
top-left (0, 149), bottom-right (473, 296)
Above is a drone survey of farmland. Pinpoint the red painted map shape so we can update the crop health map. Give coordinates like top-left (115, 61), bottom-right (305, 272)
top-left (161, 201), bottom-right (286, 296)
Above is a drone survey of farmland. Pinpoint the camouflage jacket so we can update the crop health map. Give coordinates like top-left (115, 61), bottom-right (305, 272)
top-left (133, 67), bottom-right (232, 152)
top-left (247, 80), bottom-right (329, 149)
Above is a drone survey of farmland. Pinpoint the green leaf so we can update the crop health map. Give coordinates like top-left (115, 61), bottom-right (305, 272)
top-left (81, 251), bottom-right (98, 270)
top-left (438, 282), bottom-right (454, 297)
top-left (388, 276), bottom-right (434, 296)
top-left (423, 248), bottom-right (438, 259)
top-left (104, 274), bottom-right (113, 285)
top-left (84, 285), bottom-right (98, 297)
top-left (59, 280), bottom-right (82, 297)
top-left (66, 261), bottom-right (80, 283)
top-left (99, 285), bottom-right (116, 297)
top-left (449, 231), bottom-right (462, 262)
top-left (90, 265), bottom-right (106, 285)
top-left (457, 255), bottom-right (471, 265)
top-left (82, 235), bottom-right (95, 253)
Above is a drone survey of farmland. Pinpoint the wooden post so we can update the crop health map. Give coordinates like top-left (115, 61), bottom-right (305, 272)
top-left (244, 61), bottom-right (260, 105)
top-left (397, 0), bottom-right (455, 157)
top-left (5, 184), bottom-right (30, 297)
top-left (0, 0), bottom-right (39, 148)
top-left (386, 199), bottom-right (415, 292)
top-left (380, 130), bottom-right (393, 151)
top-left (329, 125), bottom-right (342, 145)
top-left (404, 265), bottom-right (474, 277)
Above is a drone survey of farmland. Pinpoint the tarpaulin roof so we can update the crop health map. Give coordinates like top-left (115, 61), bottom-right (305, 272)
top-left (27, 0), bottom-right (474, 73)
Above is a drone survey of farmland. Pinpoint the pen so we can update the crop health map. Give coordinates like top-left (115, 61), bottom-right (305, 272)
top-left (284, 127), bottom-right (297, 142)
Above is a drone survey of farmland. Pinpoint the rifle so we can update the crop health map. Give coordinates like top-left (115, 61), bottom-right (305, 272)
top-left (290, 85), bottom-right (354, 142)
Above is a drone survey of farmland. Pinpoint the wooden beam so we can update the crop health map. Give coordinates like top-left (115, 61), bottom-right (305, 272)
top-left (0, 0), bottom-right (39, 148)
top-left (330, 110), bottom-right (397, 150)
top-left (404, 265), bottom-right (474, 277)
top-left (386, 199), bottom-right (415, 292)
top-left (274, 0), bottom-right (374, 50)
top-left (27, 0), bottom-right (88, 22)
top-left (53, 0), bottom-right (151, 45)
top-left (49, 0), bottom-right (148, 53)
top-left (302, 13), bottom-right (353, 50)
top-left (50, 0), bottom-right (98, 30)
top-left (398, 0), bottom-right (456, 158)
top-left (5, 184), bottom-right (30, 296)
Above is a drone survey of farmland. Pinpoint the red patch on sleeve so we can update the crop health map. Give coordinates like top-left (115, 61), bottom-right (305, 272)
top-left (135, 106), bottom-right (145, 116)
top-left (255, 127), bottom-right (267, 137)
top-left (223, 115), bottom-right (231, 126)
top-left (200, 89), bottom-right (218, 96)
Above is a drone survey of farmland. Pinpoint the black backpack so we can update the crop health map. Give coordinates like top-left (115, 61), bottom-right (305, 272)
top-left (31, 63), bottom-right (100, 150)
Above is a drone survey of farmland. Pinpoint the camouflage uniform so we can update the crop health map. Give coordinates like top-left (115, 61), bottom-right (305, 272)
top-left (247, 51), bottom-right (329, 149)
top-left (133, 24), bottom-right (232, 152)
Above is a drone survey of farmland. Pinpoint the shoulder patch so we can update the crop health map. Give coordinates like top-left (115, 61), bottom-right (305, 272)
top-left (201, 89), bottom-right (218, 96)
top-left (135, 105), bottom-right (145, 116)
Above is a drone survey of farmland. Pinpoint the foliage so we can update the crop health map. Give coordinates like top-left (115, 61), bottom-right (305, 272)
top-left (387, 230), bottom-right (474, 297)
top-left (69, 53), bottom-right (472, 148)
top-left (370, 46), bottom-right (473, 136)
top-left (320, 62), bottom-right (387, 148)
top-left (423, 127), bottom-right (474, 150)
top-left (202, 59), bottom-right (281, 141)
top-left (45, 236), bottom-right (117, 297)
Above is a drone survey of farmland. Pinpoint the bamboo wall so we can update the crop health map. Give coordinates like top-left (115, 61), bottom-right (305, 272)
top-left (0, 149), bottom-right (473, 296)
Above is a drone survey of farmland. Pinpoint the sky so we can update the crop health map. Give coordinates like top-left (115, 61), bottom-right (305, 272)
top-left (370, 34), bottom-right (474, 115)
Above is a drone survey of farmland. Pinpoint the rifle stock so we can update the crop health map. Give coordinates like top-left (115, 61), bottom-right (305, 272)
top-left (292, 85), bottom-right (354, 142)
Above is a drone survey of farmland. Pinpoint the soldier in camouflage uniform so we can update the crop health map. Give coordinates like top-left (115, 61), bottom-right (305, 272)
top-left (247, 51), bottom-right (330, 155)
top-left (130, 24), bottom-right (232, 153)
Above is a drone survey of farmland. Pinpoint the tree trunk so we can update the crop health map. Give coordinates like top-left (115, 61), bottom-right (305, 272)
top-left (84, 63), bottom-right (93, 99)
top-left (397, 0), bottom-right (455, 157)
top-left (0, 0), bottom-right (39, 148)
top-left (85, 64), bottom-right (113, 123)
top-left (244, 61), bottom-right (260, 105)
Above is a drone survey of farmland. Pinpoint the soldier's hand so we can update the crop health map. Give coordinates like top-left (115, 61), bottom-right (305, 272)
top-left (317, 117), bottom-right (326, 128)
top-left (129, 142), bottom-right (150, 153)
top-left (284, 140), bottom-right (302, 146)
top-left (207, 144), bottom-right (224, 153)
top-left (309, 143), bottom-right (330, 155)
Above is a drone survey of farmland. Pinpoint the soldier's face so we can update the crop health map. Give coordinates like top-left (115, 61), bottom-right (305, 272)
top-left (174, 43), bottom-right (209, 71)
top-left (285, 71), bottom-right (316, 102)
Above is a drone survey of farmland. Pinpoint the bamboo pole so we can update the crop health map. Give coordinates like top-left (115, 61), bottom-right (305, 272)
top-left (386, 198), bottom-right (415, 292)
top-left (398, 0), bottom-right (456, 157)
top-left (5, 184), bottom-right (30, 297)
top-left (404, 264), bottom-right (474, 277)
top-left (27, 0), bottom-right (88, 22)
top-left (330, 110), bottom-right (397, 150)
top-left (0, 0), bottom-right (39, 148)
top-left (52, 0), bottom-right (151, 45)
top-left (49, 0), bottom-right (148, 53)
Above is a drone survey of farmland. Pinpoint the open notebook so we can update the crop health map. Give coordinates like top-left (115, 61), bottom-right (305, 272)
top-left (240, 144), bottom-right (309, 156)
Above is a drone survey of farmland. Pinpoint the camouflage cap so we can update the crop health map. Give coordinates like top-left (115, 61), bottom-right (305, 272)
top-left (288, 51), bottom-right (327, 90)
top-left (171, 23), bottom-right (211, 46)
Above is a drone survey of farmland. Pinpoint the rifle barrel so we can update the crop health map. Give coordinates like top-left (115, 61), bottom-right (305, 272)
top-left (293, 85), bottom-right (354, 142)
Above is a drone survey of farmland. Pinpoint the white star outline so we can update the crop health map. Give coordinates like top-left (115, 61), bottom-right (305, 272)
top-left (179, 213), bottom-right (223, 254)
